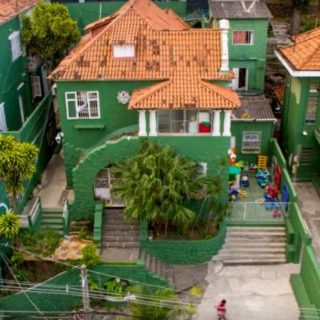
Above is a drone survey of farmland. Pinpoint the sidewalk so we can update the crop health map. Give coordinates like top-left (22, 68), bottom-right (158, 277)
top-left (294, 182), bottom-right (320, 262)
top-left (195, 263), bottom-right (300, 320)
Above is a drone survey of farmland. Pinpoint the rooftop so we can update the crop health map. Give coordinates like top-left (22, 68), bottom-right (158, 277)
top-left (233, 95), bottom-right (275, 120)
top-left (0, 0), bottom-right (40, 25)
top-left (279, 27), bottom-right (320, 71)
top-left (209, 0), bottom-right (272, 19)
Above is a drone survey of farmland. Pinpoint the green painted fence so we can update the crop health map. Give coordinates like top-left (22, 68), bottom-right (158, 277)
top-left (140, 220), bottom-right (227, 265)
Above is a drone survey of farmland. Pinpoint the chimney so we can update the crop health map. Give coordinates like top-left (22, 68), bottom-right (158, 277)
top-left (219, 19), bottom-right (229, 72)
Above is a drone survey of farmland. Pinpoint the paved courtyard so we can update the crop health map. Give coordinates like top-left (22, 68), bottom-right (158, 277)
top-left (195, 263), bottom-right (300, 320)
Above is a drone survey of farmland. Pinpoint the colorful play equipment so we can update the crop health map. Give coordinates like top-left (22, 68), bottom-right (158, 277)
top-left (257, 155), bottom-right (268, 169)
top-left (256, 168), bottom-right (271, 188)
top-left (240, 174), bottom-right (249, 188)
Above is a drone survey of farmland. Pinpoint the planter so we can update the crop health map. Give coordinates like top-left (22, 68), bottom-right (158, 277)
top-left (198, 123), bottom-right (211, 133)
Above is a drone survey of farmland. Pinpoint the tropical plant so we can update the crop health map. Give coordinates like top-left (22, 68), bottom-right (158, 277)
top-left (21, 2), bottom-right (80, 71)
top-left (112, 140), bottom-right (209, 236)
top-left (81, 244), bottom-right (101, 268)
top-left (0, 211), bottom-right (19, 240)
top-left (129, 285), bottom-right (186, 320)
top-left (0, 135), bottom-right (38, 213)
top-left (20, 229), bottom-right (61, 257)
top-left (104, 278), bottom-right (130, 296)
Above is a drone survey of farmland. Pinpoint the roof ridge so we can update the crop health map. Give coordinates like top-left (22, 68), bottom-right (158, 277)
top-left (201, 80), bottom-right (241, 107)
top-left (129, 80), bottom-right (171, 108)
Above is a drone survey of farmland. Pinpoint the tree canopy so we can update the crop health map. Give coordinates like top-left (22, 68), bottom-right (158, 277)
top-left (21, 2), bottom-right (80, 69)
top-left (0, 135), bottom-right (38, 212)
top-left (112, 140), bottom-right (210, 235)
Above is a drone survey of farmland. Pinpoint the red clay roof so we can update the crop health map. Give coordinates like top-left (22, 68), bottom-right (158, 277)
top-left (279, 27), bottom-right (320, 71)
top-left (0, 0), bottom-right (40, 25)
top-left (51, 0), bottom-right (239, 109)
top-left (129, 77), bottom-right (240, 109)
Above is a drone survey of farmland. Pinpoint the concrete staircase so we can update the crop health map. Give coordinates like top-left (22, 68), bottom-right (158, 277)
top-left (102, 208), bottom-right (140, 249)
top-left (40, 209), bottom-right (64, 235)
top-left (139, 250), bottom-right (175, 286)
top-left (213, 226), bottom-right (287, 265)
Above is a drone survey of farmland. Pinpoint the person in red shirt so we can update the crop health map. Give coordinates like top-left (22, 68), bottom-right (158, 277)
top-left (215, 299), bottom-right (227, 320)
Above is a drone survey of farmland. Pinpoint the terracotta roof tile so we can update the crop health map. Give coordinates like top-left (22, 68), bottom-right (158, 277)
top-left (0, 0), bottom-right (40, 25)
top-left (129, 77), bottom-right (241, 109)
top-left (279, 27), bottom-right (320, 71)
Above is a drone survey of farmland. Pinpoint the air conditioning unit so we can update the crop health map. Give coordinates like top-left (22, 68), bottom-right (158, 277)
top-left (51, 83), bottom-right (57, 96)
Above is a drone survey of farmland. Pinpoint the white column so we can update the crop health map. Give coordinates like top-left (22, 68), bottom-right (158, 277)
top-left (138, 110), bottom-right (147, 136)
top-left (219, 19), bottom-right (229, 72)
top-left (149, 110), bottom-right (157, 136)
top-left (212, 110), bottom-right (221, 136)
top-left (223, 110), bottom-right (231, 136)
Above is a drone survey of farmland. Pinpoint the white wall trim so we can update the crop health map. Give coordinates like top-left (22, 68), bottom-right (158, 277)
top-left (275, 50), bottom-right (320, 77)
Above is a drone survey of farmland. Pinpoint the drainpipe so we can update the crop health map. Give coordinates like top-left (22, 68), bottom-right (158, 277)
top-left (219, 19), bottom-right (230, 72)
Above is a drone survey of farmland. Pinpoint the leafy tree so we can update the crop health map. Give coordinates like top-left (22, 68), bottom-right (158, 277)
top-left (81, 244), bottom-right (101, 268)
top-left (0, 211), bottom-right (19, 240)
top-left (21, 2), bottom-right (80, 70)
top-left (0, 135), bottom-right (38, 213)
top-left (112, 140), bottom-right (209, 236)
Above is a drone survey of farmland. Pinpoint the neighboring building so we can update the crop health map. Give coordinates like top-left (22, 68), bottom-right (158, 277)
top-left (208, 0), bottom-right (272, 93)
top-left (0, 0), bottom-right (55, 213)
top-left (51, 0), bottom-right (275, 219)
top-left (275, 28), bottom-right (320, 189)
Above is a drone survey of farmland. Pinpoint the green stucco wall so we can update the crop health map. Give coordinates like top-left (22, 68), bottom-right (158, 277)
top-left (231, 120), bottom-right (274, 164)
top-left (281, 77), bottom-right (320, 181)
top-left (0, 17), bottom-right (34, 131)
top-left (70, 135), bottom-right (230, 219)
top-left (227, 19), bottom-right (269, 93)
top-left (62, 1), bottom-right (186, 34)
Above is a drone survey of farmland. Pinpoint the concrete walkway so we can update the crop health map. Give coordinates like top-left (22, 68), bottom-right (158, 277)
top-left (38, 154), bottom-right (67, 209)
top-left (195, 263), bottom-right (300, 320)
top-left (294, 182), bottom-right (320, 262)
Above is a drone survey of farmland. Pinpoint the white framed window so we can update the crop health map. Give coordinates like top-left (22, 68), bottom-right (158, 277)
top-left (242, 131), bottom-right (261, 153)
top-left (0, 103), bottom-right (7, 132)
top-left (305, 96), bottom-right (318, 124)
top-left (65, 91), bottom-right (100, 119)
top-left (9, 31), bottom-right (22, 61)
top-left (113, 45), bottom-right (135, 58)
top-left (31, 76), bottom-right (42, 98)
top-left (233, 31), bottom-right (254, 45)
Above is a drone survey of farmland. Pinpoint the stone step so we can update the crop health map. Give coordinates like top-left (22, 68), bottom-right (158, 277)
top-left (41, 217), bottom-right (64, 223)
top-left (104, 224), bottom-right (139, 231)
top-left (226, 231), bottom-right (286, 237)
top-left (217, 252), bottom-right (286, 258)
top-left (220, 257), bottom-right (286, 266)
top-left (227, 227), bottom-right (285, 232)
top-left (223, 241), bottom-right (286, 248)
top-left (105, 217), bottom-right (130, 224)
top-left (103, 235), bottom-right (139, 242)
top-left (105, 229), bottom-right (140, 236)
top-left (40, 223), bottom-right (63, 230)
top-left (219, 247), bottom-right (286, 254)
top-left (102, 241), bottom-right (140, 248)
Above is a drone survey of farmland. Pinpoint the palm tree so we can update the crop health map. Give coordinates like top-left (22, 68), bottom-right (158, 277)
top-left (112, 140), bottom-right (208, 236)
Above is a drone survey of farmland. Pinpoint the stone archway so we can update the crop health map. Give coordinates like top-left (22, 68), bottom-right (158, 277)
top-left (71, 137), bottom-right (140, 219)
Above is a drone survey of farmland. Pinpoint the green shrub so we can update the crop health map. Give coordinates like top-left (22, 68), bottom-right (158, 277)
top-left (20, 229), bottom-right (61, 256)
top-left (104, 278), bottom-right (130, 295)
top-left (80, 244), bottom-right (100, 268)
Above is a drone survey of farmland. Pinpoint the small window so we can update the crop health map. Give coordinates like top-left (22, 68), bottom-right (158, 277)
top-left (233, 31), bottom-right (253, 45)
top-left (300, 148), bottom-right (312, 166)
top-left (242, 131), bottom-right (261, 153)
top-left (309, 83), bottom-right (320, 93)
top-left (65, 91), bottom-right (100, 119)
top-left (113, 45), bottom-right (135, 58)
top-left (232, 68), bottom-right (248, 90)
top-left (305, 96), bottom-right (318, 124)
top-left (9, 31), bottom-right (22, 61)
top-left (31, 76), bottom-right (42, 98)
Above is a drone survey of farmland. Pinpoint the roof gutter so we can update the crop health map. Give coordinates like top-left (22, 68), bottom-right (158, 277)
top-left (275, 50), bottom-right (320, 77)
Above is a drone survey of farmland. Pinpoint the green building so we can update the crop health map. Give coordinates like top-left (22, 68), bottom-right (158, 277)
top-left (208, 0), bottom-right (272, 94)
top-left (0, 0), bottom-right (55, 213)
top-left (275, 28), bottom-right (320, 190)
top-left (51, 0), bottom-right (275, 219)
